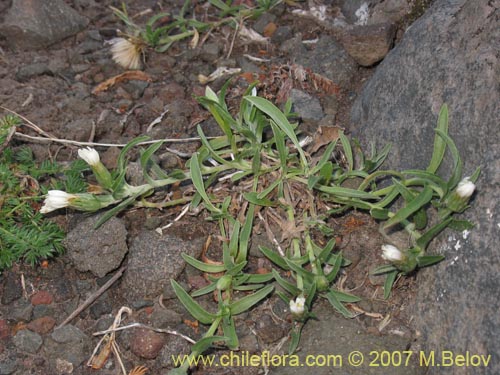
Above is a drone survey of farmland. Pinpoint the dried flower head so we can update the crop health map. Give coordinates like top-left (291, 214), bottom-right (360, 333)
top-left (110, 37), bottom-right (143, 70)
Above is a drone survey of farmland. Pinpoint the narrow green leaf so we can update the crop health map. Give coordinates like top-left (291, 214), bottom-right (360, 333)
top-left (222, 316), bottom-right (239, 349)
top-left (309, 141), bottom-right (337, 175)
top-left (182, 253), bottom-right (226, 273)
top-left (434, 129), bottom-right (462, 190)
top-left (191, 335), bottom-right (228, 356)
top-left (371, 264), bottom-right (398, 275)
top-left (416, 217), bottom-right (453, 249)
top-left (259, 246), bottom-right (289, 269)
top-left (244, 96), bottom-right (308, 168)
top-left (170, 280), bottom-right (216, 324)
top-left (191, 282), bottom-right (218, 297)
top-left (228, 220), bottom-right (241, 260)
top-left (243, 192), bottom-right (275, 206)
top-left (316, 185), bottom-right (380, 200)
top-left (383, 185), bottom-right (433, 229)
top-left (383, 270), bottom-right (399, 299)
top-left (339, 131), bottom-right (353, 172)
top-left (272, 269), bottom-right (300, 295)
top-left (229, 285), bottom-right (274, 315)
top-left (245, 273), bottom-right (274, 283)
top-left (326, 251), bottom-right (343, 283)
top-left (328, 290), bottom-right (361, 303)
top-left (189, 153), bottom-right (221, 213)
top-left (233, 284), bottom-right (265, 291)
top-left (236, 204), bottom-right (255, 264)
top-left (270, 121), bottom-right (288, 169)
top-left (93, 195), bottom-right (134, 229)
top-left (325, 290), bottom-right (354, 318)
top-left (284, 258), bottom-right (315, 282)
top-left (116, 136), bottom-right (149, 175)
top-left (427, 104), bottom-right (448, 173)
top-left (257, 179), bottom-right (281, 200)
top-left (226, 261), bottom-right (247, 276)
top-left (447, 219), bottom-right (475, 231)
top-left (289, 324), bottom-right (303, 354)
top-left (303, 282), bottom-right (316, 309)
top-left (370, 207), bottom-right (390, 220)
top-left (417, 255), bottom-right (445, 268)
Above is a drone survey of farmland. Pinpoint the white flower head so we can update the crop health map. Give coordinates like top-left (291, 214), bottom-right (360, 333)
top-left (381, 244), bottom-right (404, 262)
top-left (78, 147), bottom-right (100, 166)
top-left (289, 295), bottom-right (306, 316)
top-left (40, 190), bottom-right (76, 214)
top-left (456, 177), bottom-right (475, 199)
top-left (110, 37), bottom-right (142, 70)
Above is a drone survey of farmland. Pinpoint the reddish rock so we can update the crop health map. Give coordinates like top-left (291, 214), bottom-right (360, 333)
top-left (0, 319), bottom-right (10, 339)
top-left (130, 328), bottom-right (166, 359)
top-left (30, 290), bottom-right (53, 306)
top-left (339, 23), bottom-right (396, 67)
top-left (27, 317), bottom-right (56, 334)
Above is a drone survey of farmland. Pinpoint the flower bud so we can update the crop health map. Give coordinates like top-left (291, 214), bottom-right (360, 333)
top-left (381, 244), bottom-right (404, 262)
top-left (78, 147), bottom-right (113, 190)
top-left (78, 147), bottom-right (100, 166)
top-left (41, 190), bottom-right (118, 214)
top-left (40, 190), bottom-right (77, 213)
top-left (456, 177), bottom-right (475, 199)
top-left (216, 275), bottom-right (232, 291)
top-left (289, 295), bottom-right (306, 318)
top-left (315, 275), bottom-right (330, 292)
top-left (445, 177), bottom-right (476, 213)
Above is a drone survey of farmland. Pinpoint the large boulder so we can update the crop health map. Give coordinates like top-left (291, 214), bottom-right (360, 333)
top-left (350, 1), bottom-right (499, 374)
top-left (0, 0), bottom-right (88, 50)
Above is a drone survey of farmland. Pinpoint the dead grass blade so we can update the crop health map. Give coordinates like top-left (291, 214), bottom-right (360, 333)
top-left (92, 71), bottom-right (153, 94)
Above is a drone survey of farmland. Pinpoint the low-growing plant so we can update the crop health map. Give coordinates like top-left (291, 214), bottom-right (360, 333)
top-left (0, 120), bottom-right (88, 270)
top-left (38, 86), bottom-right (478, 373)
top-left (109, 0), bottom-right (280, 69)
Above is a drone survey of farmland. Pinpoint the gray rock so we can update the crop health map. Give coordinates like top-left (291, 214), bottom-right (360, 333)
top-left (350, 1), bottom-right (499, 374)
top-left (51, 325), bottom-right (88, 343)
top-left (369, 0), bottom-right (411, 25)
top-left (0, 0), bottom-right (89, 50)
top-left (122, 229), bottom-right (205, 301)
top-left (271, 25), bottom-right (293, 45)
top-left (338, 23), bottom-right (396, 66)
top-left (340, 0), bottom-right (378, 24)
top-left (8, 299), bottom-right (33, 322)
top-left (1, 271), bottom-right (22, 304)
top-left (13, 330), bottom-right (43, 353)
top-left (89, 294), bottom-right (113, 319)
top-left (32, 305), bottom-right (55, 320)
top-left (58, 118), bottom-right (93, 142)
top-left (64, 215), bottom-right (128, 278)
top-left (123, 80), bottom-right (150, 100)
top-left (150, 308), bottom-right (182, 328)
top-left (0, 357), bottom-right (17, 374)
top-left (45, 325), bottom-right (91, 368)
top-left (253, 12), bottom-right (277, 34)
top-left (294, 36), bottom-right (358, 89)
top-left (199, 43), bottom-right (221, 63)
top-left (289, 89), bottom-right (324, 121)
top-left (15, 63), bottom-right (52, 82)
top-left (270, 299), bottom-right (424, 375)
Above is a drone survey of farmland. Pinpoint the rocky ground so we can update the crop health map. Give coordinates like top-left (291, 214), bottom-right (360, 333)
top-left (0, 0), bottom-right (448, 374)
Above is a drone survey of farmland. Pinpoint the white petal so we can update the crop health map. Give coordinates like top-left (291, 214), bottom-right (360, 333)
top-left (78, 147), bottom-right (100, 166)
